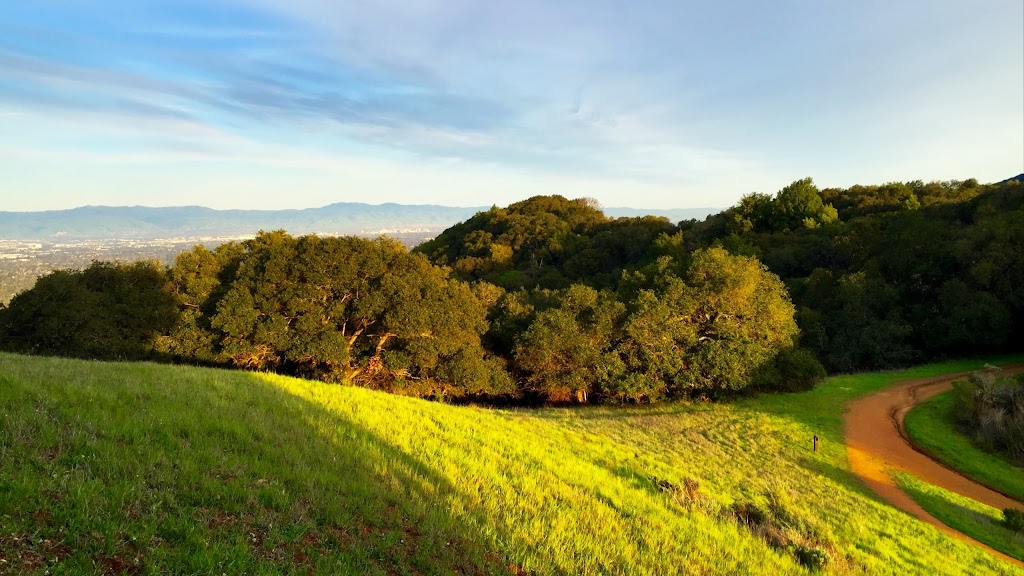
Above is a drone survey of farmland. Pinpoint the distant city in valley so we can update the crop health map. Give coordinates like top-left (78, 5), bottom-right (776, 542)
top-left (0, 232), bottom-right (442, 304)
top-left (0, 202), bottom-right (717, 303)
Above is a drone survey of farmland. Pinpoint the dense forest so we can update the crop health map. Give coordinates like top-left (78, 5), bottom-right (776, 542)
top-left (1, 176), bottom-right (1021, 403)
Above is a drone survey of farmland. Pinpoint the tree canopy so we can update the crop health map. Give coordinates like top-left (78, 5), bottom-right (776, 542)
top-left (161, 232), bottom-right (511, 397)
top-left (4, 176), bottom-right (1019, 402)
top-left (0, 260), bottom-right (177, 361)
top-left (686, 177), bottom-right (1024, 371)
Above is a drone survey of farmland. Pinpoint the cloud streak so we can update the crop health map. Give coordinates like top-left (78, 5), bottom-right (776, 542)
top-left (0, 0), bottom-right (1021, 211)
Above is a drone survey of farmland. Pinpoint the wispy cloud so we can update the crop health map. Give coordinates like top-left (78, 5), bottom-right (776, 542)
top-left (0, 0), bottom-right (1021, 211)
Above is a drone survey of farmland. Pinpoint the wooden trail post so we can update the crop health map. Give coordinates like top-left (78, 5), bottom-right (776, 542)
top-left (813, 435), bottom-right (819, 452)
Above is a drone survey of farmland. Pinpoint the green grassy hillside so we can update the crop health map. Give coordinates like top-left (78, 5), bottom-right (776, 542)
top-left (905, 390), bottom-right (1024, 502)
top-left (1, 353), bottom-right (1022, 575)
top-left (895, 472), bottom-right (1024, 562)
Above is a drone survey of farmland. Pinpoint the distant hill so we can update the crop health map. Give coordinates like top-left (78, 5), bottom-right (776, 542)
top-left (603, 206), bottom-right (716, 221)
top-left (0, 203), bottom-right (482, 241)
top-left (0, 203), bottom-right (718, 241)
top-left (999, 173), bottom-right (1024, 184)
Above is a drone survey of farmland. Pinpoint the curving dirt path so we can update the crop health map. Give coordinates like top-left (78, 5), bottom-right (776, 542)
top-left (843, 367), bottom-right (1024, 568)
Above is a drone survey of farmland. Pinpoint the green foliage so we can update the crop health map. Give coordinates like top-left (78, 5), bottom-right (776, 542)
top-left (507, 247), bottom-right (799, 401)
top-left (950, 372), bottom-right (1024, 463)
top-left (9, 175), bottom-right (1022, 402)
top-left (198, 232), bottom-right (504, 396)
top-left (920, 279), bottom-right (1011, 354)
top-left (821, 179), bottom-right (981, 220)
top-left (771, 178), bottom-right (838, 232)
top-left (1005, 508), bottom-right (1024, 533)
top-left (726, 193), bottom-right (773, 235)
top-left (905, 387), bottom-right (1024, 502)
top-left (688, 177), bottom-right (1024, 373)
top-left (677, 248), bottom-right (798, 392)
top-left (754, 348), bottom-right (827, 392)
top-left (423, 177), bottom-right (1022, 383)
top-left (895, 472), bottom-right (1024, 561)
top-left (513, 284), bottom-right (625, 402)
top-left (4, 353), bottom-right (1023, 574)
top-left (156, 242), bottom-right (242, 362)
top-left (720, 178), bottom-right (837, 235)
top-left (617, 248), bottom-right (798, 395)
top-left (415, 195), bottom-right (675, 290)
top-left (1, 232), bottom-right (508, 399)
top-left (821, 181), bottom-right (921, 219)
top-left (0, 260), bottom-right (177, 361)
top-left (794, 270), bottom-right (916, 371)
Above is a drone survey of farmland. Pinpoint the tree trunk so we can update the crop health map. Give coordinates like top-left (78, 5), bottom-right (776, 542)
top-left (375, 332), bottom-right (396, 354)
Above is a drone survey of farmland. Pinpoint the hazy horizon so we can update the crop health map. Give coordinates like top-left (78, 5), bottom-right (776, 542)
top-left (0, 201), bottom-right (495, 214)
top-left (0, 199), bottom-right (722, 214)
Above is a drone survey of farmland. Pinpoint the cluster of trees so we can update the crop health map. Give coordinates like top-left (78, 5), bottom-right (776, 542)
top-left (952, 372), bottom-right (1024, 464)
top-left (0, 261), bottom-right (176, 360)
top-left (0, 224), bottom-right (811, 402)
top-left (2, 175), bottom-right (1020, 401)
top-left (415, 195), bottom-right (820, 400)
top-left (486, 247), bottom-right (816, 402)
top-left (685, 177), bottom-right (1024, 371)
top-left (144, 233), bottom-right (510, 398)
top-left (416, 196), bottom-right (681, 291)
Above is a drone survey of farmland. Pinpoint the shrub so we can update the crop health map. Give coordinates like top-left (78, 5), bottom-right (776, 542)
top-left (600, 372), bottom-right (666, 403)
top-left (754, 347), bottom-right (827, 393)
top-left (1004, 508), bottom-right (1024, 533)
top-left (728, 485), bottom-right (839, 571)
top-left (660, 476), bottom-right (719, 515)
top-left (792, 544), bottom-right (829, 570)
top-left (952, 372), bottom-right (1024, 464)
top-left (730, 501), bottom-right (769, 529)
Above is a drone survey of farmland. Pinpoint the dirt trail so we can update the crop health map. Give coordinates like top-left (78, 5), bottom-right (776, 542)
top-left (843, 367), bottom-right (1024, 569)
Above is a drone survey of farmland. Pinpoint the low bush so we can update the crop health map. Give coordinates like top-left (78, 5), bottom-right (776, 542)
top-left (652, 476), bottom-right (718, 515)
top-left (727, 485), bottom-right (837, 571)
top-left (1004, 508), bottom-right (1024, 533)
top-left (952, 372), bottom-right (1024, 464)
top-left (754, 347), bottom-right (827, 392)
top-left (792, 544), bottom-right (830, 570)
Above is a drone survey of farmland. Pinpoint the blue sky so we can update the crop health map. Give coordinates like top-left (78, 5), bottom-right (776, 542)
top-left (1, 1), bottom-right (1021, 211)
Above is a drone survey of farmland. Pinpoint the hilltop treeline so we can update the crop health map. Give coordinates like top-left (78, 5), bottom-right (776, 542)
top-left (1, 176), bottom-right (1021, 401)
top-left (415, 196), bottom-right (816, 400)
top-left (417, 177), bottom-right (1024, 374)
top-left (685, 178), bottom-right (1024, 371)
top-left (0, 231), bottom-right (807, 402)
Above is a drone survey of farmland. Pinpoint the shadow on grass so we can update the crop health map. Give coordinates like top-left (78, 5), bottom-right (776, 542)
top-left (212, 371), bottom-right (517, 575)
top-left (794, 456), bottom-right (882, 501)
top-left (522, 402), bottom-right (708, 421)
top-left (0, 356), bottom-right (514, 576)
top-left (897, 475), bottom-right (1024, 562)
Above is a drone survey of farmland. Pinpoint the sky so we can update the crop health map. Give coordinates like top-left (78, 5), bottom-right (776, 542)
top-left (0, 1), bottom-right (1022, 212)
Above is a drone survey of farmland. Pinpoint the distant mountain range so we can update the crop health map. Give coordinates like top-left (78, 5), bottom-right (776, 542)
top-left (0, 203), bottom-right (718, 241)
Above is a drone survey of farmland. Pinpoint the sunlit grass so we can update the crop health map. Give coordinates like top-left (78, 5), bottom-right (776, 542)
top-left (904, 390), bottom-right (1024, 502)
top-left (895, 472), bottom-right (1024, 561)
top-left (2, 352), bottom-right (1023, 574)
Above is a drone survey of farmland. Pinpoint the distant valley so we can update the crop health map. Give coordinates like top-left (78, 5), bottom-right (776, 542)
top-left (0, 201), bottom-right (717, 303)
top-left (0, 202), bottom-right (717, 241)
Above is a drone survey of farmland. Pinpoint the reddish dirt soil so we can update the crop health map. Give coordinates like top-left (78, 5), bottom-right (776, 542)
top-left (843, 366), bottom-right (1024, 568)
